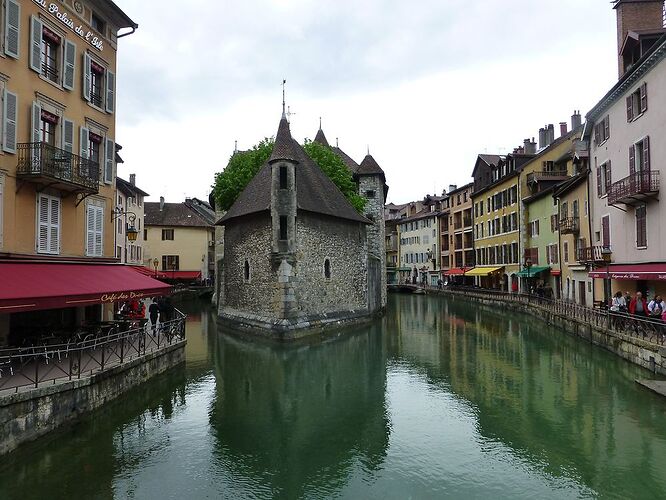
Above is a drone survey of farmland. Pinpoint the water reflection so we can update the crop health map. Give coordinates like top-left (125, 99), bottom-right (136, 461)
top-left (209, 323), bottom-right (390, 498)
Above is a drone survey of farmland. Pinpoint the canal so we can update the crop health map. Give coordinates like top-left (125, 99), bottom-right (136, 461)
top-left (1, 294), bottom-right (666, 499)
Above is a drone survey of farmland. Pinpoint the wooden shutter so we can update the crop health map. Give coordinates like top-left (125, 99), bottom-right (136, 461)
top-left (86, 204), bottom-right (94, 256)
top-left (37, 195), bottom-right (59, 254)
top-left (535, 219), bottom-right (539, 236)
top-left (83, 52), bottom-right (92, 102)
top-left (629, 145), bottom-right (635, 175)
top-left (636, 205), bottom-right (647, 247)
top-left (594, 124), bottom-right (600, 145)
top-left (643, 136), bottom-right (650, 172)
top-left (105, 70), bottom-right (115, 113)
top-left (4, 0), bottom-right (20, 58)
top-left (86, 204), bottom-right (103, 256)
top-left (62, 119), bottom-right (74, 153)
top-left (563, 241), bottom-right (569, 263)
top-left (605, 161), bottom-right (612, 191)
top-left (640, 83), bottom-right (647, 113)
top-left (2, 90), bottom-right (17, 154)
top-left (604, 116), bottom-right (610, 140)
top-left (104, 137), bottom-right (114, 183)
top-left (31, 101), bottom-right (41, 167)
top-left (63, 40), bottom-right (76, 90)
top-left (29, 16), bottom-right (43, 73)
top-left (596, 167), bottom-right (602, 197)
top-left (602, 215), bottom-right (610, 248)
top-left (626, 96), bottom-right (633, 122)
top-left (79, 126), bottom-right (89, 158)
top-left (48, 197), bottom-right (60, 254)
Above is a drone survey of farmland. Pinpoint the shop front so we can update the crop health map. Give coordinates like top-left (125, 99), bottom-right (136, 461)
top-left (515, 266), bottom-right (553, 296)
top-left (589, 263), bottom-right (666, 303)
top-left (444, 267), bottom-right (473, 286)
top-left (465, 266), bottom-right (504, 289)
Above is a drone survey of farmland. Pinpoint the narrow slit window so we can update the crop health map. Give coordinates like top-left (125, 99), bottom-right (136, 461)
top-left (244, 260), bottom-right (250, 281)
top-left (324, 259), bottom-right (331, 279)
top-left (279, 216), bottom-right (288, 240)
top-left (279, 166), bottom-right (288, 189)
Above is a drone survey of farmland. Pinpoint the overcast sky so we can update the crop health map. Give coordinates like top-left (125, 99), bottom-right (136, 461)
top-left (114, 0), bottom-right (618, 205)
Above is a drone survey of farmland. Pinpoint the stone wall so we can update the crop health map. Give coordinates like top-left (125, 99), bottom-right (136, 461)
top-left (221, 213), bottom-right (275, 317)
top-left (358, 175), bottom-right (387, 310)
top-left (0, 341), bottom-right (185, 455)
top-left (294, 212), bottom-right (368, 316)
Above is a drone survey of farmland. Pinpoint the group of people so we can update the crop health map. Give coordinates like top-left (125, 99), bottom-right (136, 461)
top-left (610, 291), bottom-right (666, 321)
top-left (148, 296), bottom-right (175, 332)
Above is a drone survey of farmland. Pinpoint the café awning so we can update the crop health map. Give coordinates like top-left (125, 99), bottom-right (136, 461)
top-left (0, 262), bottom-right (171, 313)
top-left (465, 266), bottom-right (504, 277)
top-left (515, 266), bottom-right (551, 278)
top-left (444, 267), bottom-right (472, 276)
top-left (589, 263), bottom-right (666, 281)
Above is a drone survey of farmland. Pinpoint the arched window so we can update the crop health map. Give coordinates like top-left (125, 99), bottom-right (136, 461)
top-left (244, 259), bottom-right (250, 282)
top-left (324, 258), bottom-right (331, 279)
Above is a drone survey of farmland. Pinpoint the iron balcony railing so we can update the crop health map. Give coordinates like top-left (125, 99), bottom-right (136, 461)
top-left (17, 142), bottom-right (99, 193)
top-left (41, 62), bottom-right (59, 83)
top-left (0, 309), bottom-right (186, 393)
top-left (577, 245), bottom-right (609, 263)
top-left (527, 170), bottom-right (569, 184)
top-left (559, 216), bottom-right (579, 234)
top-left (608, 170), bottom-right (660, 205)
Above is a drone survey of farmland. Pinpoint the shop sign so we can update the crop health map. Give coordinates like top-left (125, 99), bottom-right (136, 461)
top-left (32, 0), bottom-right (104, 51)
top-left (100, 291), bottom-right (146, 303)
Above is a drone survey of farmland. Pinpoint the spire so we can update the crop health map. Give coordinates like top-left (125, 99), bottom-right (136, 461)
top-left (319, 116), bottom-right (322, 130)
top-left (269, 115), bottom-right (299, 164)
top-left (281, 79), bottom-right (286, 119)
top-left (314, 127), bottom-right (329, 147)
top-left (358, 153), bottom-right (385, 176)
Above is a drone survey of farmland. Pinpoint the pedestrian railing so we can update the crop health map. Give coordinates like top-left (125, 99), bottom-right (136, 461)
top-left (439, 286), bottom-right (666, 346)
top-left (0, 309), bottom-right (186, 393)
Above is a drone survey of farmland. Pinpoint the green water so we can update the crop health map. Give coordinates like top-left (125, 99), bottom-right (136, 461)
top-left (1, 294), bottom-right (666, 499)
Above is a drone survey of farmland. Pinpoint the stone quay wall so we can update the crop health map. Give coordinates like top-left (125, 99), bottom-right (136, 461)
top-left (432, 288), bottom-right (666, 376)
top-left (0, 341), bottom-right (185, 456)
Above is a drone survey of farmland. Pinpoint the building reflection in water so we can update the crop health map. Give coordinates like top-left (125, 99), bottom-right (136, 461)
top-left (209, 322), bottom-right (390, 499)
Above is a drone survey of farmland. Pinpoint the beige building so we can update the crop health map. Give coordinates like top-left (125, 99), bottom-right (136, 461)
top-left (144, 197), bottom-right (216, 281)
top-left (115, 174), bottom-right (148, 264)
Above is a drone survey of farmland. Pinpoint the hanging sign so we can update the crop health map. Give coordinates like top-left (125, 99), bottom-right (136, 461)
top-left (32, 0), bottom-right (104, 51)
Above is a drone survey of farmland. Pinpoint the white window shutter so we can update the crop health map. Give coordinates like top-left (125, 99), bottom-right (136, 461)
top-left (105, 70), bottom-right (115, 113)
top-left (31, 101), bottom-right (41, 143)
top-left (4, 0), bottom-right (20, 59)
top-left (86, 203), bottom-right (95, 256)
top-left (105, 138), bottom-right (114, 183)
top-left (83, 52), bottom-right (92, 102)
top-left (37, 195), bottom-right (49, 253)
top-left (29, 16), bottom-right (43, 73)
top-left (2, 90), bottom-right (18, 154)
top-left (94, 206), bottom-right (103, 256)
top-left (49, 197), bottom-right (60, 254)
top-left (62, 119), bottom-right (74, 153)
top-left (0, 176), bottom-right (3, 246)
top-left (79, 127), bottom-right (89, 158)
top-left (63, 40), bottom-right (76, 90)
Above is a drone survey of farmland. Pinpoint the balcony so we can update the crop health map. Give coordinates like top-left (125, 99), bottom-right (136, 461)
top-left (17, 143), bottom-right (99, 195)
top-left (527, 170), bottom-right (570, 185)
top-left (577, 246), bottom-right (610, 264)
top-left (559, 216), bottom-right (579, 235)
top-left (607, 171), bottom-right (659, 206)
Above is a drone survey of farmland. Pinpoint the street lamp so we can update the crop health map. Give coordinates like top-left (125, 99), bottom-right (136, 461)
top-left (524, 257), bottom-right (533, 293)
top-left (111, 208), bottom-right (138, 262)
top-left (153, 258), bottom-right (159, 278)
top-left (601, 246), bottom-right (612, 307)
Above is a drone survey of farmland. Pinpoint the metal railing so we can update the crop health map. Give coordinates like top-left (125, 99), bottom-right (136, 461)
top-left (577, 245), bottom-right (608, 263)
top-left (559, 216), bottom-right (579, 234)
top-left (527, 170), bottom-right (569, 184)
top-left (0, 309), bottom-right (186, 393)
top-left (439, 286), bottom-right (665, 346)
top-left (41, 62), bottom-right (59, 83)
top-left (17, 142), bottom-right (100, 193)
top-left (608, 170), bottom-right (660, 205)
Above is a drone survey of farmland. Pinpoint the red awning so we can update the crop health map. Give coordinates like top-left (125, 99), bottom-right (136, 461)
top-left (131, 265), bottom-right (168, 279)
top-left (589, 263), bottom-right (666, 281)
top-left (551, 270), bottom-right (561, 276)
top-left (444, 267), bottom-right (472, 276)
top-left (0, 262), bottom-right (171, 313)
top-left (165, 271), bottom-right (202, 280)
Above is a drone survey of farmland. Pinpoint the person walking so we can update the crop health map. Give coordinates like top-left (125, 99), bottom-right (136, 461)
top-left (148, 298), bottom-right (160, 334)
top-left (629, 291), bottom-right (648, 317)
top-left (610, 291), bottom-right (626, 312)
top-left (648, 295), bottom-right (665, 315)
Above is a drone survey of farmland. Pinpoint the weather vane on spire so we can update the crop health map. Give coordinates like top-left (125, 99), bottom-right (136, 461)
top-left (281, 79), bottom-right (286, 117)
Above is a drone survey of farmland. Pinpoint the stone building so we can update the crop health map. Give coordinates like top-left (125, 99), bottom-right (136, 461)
top-left (216, 115), bottom-right (387, 337)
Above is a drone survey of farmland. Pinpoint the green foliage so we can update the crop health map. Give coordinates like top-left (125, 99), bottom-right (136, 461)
top-left (212, 138), bottom-right (273, 211)
top-left (302, 140), bottom-right (367, 213)
top-left (212, 137), bottom-right (367, 214)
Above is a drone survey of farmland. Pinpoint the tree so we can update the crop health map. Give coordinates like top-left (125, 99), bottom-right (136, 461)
top-left (212, 139), bottom-right (367, 213)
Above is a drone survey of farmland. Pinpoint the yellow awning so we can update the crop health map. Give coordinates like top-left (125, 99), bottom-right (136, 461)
top-left (464, 266), bottom-right (504, 276)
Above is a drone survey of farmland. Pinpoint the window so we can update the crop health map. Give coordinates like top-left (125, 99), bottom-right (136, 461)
top-left (162, 255), bottom-right (179, 271)
top-left (37, 193), bottom-right (60, 254)
top-left (365, 190), bottom-right (376, 198)
top-left (143, 229), bottom-right (147, 240)
top-left (630, 137), bottom-right (650, 175)
top-left (324, 258), bottom-right (331, 279)
top-left (597, 161), bottom-right (612, 197)
top-left (528, 220), bottom-right (539, 237)
top-left (279, 215), bottom-right (288, 240)
top-left (626, 83), bottom-right (647, 122)
top-left (244, 260), bottom-right (250, 282)
top-left (162, 229), bottom-right (174, 240)
top-left (40, 26), bottom-right (60, 82)
top-left (91, 13), bottom-right (106, 34)
top-left (116, 245), bottom-right (121, 259)
top-left (40, 112), bottom-right (57, 146)
top-left (279, 166), bottom-right (288, 189)
top-left (594, 115), bottom-right (610, 145)
top-left (89, 132), bottom-right (102, 164)
top-left (636, 204), bottom-right (647, 248)
top-left (563, 241), bottom-right (569, 263)
top-left (90, 62), bottom-right (104, 107)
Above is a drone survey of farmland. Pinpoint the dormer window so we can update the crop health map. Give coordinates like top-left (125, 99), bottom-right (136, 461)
top-left (91, 13), bottom-right (106, 35)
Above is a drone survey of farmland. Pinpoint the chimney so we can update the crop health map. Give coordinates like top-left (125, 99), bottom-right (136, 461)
top-left (524, 138), bottom-right (536, 155)
top-left (159, 196), bottom-right (164, 211)
top-left (448, 184), bottom-right (457, 193)
top-left (546, 124), bottom-right (555, 147)
top-left (538, 127), bottom-right (546, 149)
top-left (614, 0), bottom-right (665, 76)
top-left (129, 173), bottom-right (135, 186)
top-left (560, 122), bottom-right (568, 137)
top-left (571, 110), bottom-right (582, 130)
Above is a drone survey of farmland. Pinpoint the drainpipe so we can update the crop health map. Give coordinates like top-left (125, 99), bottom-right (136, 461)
top-left (585, 167), bottom-right (595, 304)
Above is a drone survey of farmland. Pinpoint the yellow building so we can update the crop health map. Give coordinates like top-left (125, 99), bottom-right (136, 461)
top-left (471, 151), bottom-right (534, 290)
top-left (0, 2), bottom-right (165, 345)
top-left (144, 198), bottom-right (216, 281)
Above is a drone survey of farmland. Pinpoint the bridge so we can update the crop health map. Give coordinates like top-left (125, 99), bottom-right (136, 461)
top-left (387, 284), bottom-right (428, 294)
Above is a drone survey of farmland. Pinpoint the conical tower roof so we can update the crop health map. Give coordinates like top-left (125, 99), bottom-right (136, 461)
top-left (269, 117), bottom-right (300, 164)
top-left (357, 154), bottom-right (385, 176)
top-left (314, 128), bottom-right (329, 147)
